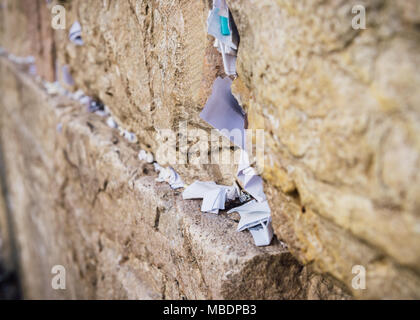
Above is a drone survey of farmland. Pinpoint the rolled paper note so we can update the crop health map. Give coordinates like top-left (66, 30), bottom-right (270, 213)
top-left (220, 16), bottom-right (230, 35)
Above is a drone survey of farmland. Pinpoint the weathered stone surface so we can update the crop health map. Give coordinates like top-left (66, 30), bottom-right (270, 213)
top-left (0, 59), bottom-right (349, 299)
top-left (229, 0), bottom-right (420, 298)
top-left (1, 0), bottom-right (419, 299)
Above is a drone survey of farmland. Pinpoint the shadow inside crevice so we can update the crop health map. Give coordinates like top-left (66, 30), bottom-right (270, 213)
top-left (0, 262), bottom-right (21, 300)
top-left (0, 141), bottom-right (22, 300)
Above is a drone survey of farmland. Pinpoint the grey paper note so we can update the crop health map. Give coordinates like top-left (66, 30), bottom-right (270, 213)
top-left (200, 77), bottom-right (245, 149)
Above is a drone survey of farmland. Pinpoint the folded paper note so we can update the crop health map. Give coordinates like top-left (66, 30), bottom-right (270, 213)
top-left (183, 181), bottom-right (237, 214)
top-left (219, 41), bottom-right (237, 76)
top-left (249, 219), bottom-right (274, 247)
top-left (226, 182), bottom-right (240, 201)
top-left (61, 65), bottom-right (74, 86)
top-left (167, 169), bottom-right (184, 189)
top-left (207, 3), bottom-right (239, 76)
top-left (200, 77), bottom-right (245, 149)
top-left (207, 8), bottom-right (237, 51)
top-left (237, 150), bottom-right (266, 202)
top-left (138, 150), bottom-right (154, 163)
top-left (227, 200), bottom-right (273, 246)
top-left (227, 200), bottom-right (271, 231)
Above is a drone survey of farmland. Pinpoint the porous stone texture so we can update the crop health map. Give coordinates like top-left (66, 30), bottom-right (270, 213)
top-left (0, 0), bottom-right (419, 299)
top-left (54, 0), bottom-right (234, 185)
top-left (229, 0), bottom-right (420, 299)
top-left (0, 59), bottom-right (350, 299)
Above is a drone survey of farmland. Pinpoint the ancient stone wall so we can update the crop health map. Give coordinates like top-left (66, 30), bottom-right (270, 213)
top-left (0, 58), bottom-right (350, 299)
top-left (0, 0), bottom-right (419, 299)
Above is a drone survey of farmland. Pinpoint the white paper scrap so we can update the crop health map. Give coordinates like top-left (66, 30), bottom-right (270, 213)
top-left (201, 187), bottom-right (227, 214)
top-left (95, 110), bottom-right (108, 117)
top-left (168, 169), bottom-right (185, 189)
top-left (155, 165), bottom-right (184, 190)
top-left (249, 219), bottom-right (274, 247)
top-left (237, 150), bottom-right (266, 202)
top-left (207, 8), bottom-right (237, 51)
top-left (44, 81), bottom-right (66, 96)
top-left (79, 95), bottom-right (91, 106)
top-left (28, 63), bottom-right (37, 76)
top-left (62, 65), bottom-right (74, 86)
top-left (119, 128), bottom-right (138, 144)
top-left (219, 42), bottom-right (237, 76)
top-left (69, 21), bottom-right (84, 46)
top-left (227, 200), bottom-right (273, 246)
top-left (183, 181), bottom-right (234, 214)
top-left (207, 8), bottom-right (238, 76)
top-left (227, 200), bottom-right (271, 231)
top-left (126, 132), bottom-right (137, 143)
top-left (72, 89), bottom-right (85, 101)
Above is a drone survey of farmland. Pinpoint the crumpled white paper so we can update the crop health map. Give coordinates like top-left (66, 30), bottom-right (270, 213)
top-left (227, 200), bottom-right (273, 246)
top-left (183, 181), bottom-right (237, 214)
top-left (61, 65), bottom-right (74, 86)
top-left (207, 8), bottom-right (237, 51)
top-left (154, 163), bottom-right (184, 190)
top-left (119, 128), bottom-right (138, 144)
top-left (228, 200), bottom-right (271, 231)
top-left (249, 219), bottom-right (274, 247)
top-left (43, 81), bottom-right (66, 96)
top-left (200, 77), bottom-right (266, 203)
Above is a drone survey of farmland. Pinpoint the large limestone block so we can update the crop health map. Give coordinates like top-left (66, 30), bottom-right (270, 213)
top-left (229, 0), bottom-right (420, 298)
top-left (0, 180), bottom-right (12, 271)
top-left (0, 59), bottom-right (349, 299)
top-left (53, 0), bottom-right (235, 185)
